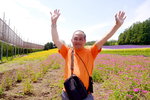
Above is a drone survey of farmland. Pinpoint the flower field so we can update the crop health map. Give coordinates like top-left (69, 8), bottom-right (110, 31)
top-left (93, 54), bottom-right (150, 99)
top-left (0, 46), bottom-right (149, 100)
top-left (0, 49), bottom-right (63, 99)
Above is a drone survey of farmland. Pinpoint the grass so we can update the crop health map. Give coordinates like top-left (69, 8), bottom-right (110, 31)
top-left (0, 56), bottom-right (13, 63)
top-left (16, 70), bottom-right (23, 83)
top-left (0, 85), bottom-right (4, 96)
top-left (23, 78), bottom-right (33, 95)
top-left (52, 63), bottom-right (61, 69)
top-left (92, 69), bottom-right (104, 83)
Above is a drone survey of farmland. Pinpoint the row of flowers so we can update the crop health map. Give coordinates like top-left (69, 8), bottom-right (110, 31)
top-left (102, 45), bottom-right (150, 49)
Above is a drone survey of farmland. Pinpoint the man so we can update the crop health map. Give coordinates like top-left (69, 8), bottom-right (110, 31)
top-left (50, 9), bottom-right (126, 100)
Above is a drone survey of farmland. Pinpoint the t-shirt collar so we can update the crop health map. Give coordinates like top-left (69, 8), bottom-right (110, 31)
top-left (74, 47), bottom-right (85, 52)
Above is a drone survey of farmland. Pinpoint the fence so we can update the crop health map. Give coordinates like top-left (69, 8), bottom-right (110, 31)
top-left (0, 18), bottom-right (44, 49)
top-left (0, 14), bottom-right (44, 62)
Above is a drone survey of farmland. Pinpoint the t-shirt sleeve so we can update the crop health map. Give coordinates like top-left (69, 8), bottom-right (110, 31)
top-left (58, 44), bottom-right (69, 59)
top-left (90, 44), bottom-right (101, 59)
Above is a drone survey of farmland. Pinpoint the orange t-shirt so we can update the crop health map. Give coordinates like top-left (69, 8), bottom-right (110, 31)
top-left (59, 44), bottom-right (101, 90)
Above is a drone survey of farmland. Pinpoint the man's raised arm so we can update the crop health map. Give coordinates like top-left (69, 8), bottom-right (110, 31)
top-left (95, 11), bottom-right (126, 50)
top-left (50, 9), bottom-right (63, 49)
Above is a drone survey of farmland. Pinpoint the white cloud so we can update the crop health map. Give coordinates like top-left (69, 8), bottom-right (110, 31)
top-left (84, 23), bottom-right (110, 41)
top-left (0, 0), bottom-right (53, 45)
top-left (0, 0), bottom-right (68, 45)
top-left (116, 0), bottom-right (150, 39)
top-left (134, 0), bottom-right (150, 22)
top-left (15, 0), bottom-right (50, 15)
top-left (82, 23), bottom-right (109, 34)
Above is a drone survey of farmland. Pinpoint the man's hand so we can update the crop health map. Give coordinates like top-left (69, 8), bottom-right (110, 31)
top-left (50, 9), bottom-right (60, 24)
top-left (95, 11), bottom-right (126, 50)
top-left (50, 9), bottom-right (63, 49)
top-left (115, 11), bottom-right (126, 27)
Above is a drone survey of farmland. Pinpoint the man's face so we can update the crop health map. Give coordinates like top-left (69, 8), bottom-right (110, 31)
top-left (71, 31), bottom-right (86, 49)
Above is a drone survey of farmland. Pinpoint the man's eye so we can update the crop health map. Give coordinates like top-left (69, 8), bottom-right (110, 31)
top-left (79, 39), bottom-right (83, 41)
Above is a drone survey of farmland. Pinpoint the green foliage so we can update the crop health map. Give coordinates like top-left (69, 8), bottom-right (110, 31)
top-left (0, 85), bottom-right (4, 96)
top-left (16, 71), bottom-right (23, 83)
top-left (44, 42), bottom-right (55, 50)
top-left (118, 18), bottom-right (150, 45)
top-left (104, 40), bottom-right (118, 46)
top-left (31, 72), bottom-right (42, 83)
top-left (0, 41), bottom-right (43, 62)
top-left (42, 65), bottom-right (49, 74)
top-left (1, 72), bottom-right (15, 91)
top-left (92, 69), bottom-right (104, 83)
top-left (23, 78), bottom-right (33, 95)
top-left (5, 77), bottom-right (13, 90)
top-left (85, 41), bottom-right (95, 46)
top-left (50, 79), bottom-right (64, 89)
top-left (86, 40), bottom-right (118, 46)
top-left (52, 63), bottom-right (60, 69)
top-left (110, 90), bottom-right (126, 100)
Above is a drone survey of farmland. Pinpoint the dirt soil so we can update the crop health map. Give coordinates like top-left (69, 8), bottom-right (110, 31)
top-left (0, 60), bottom-right (108, 100)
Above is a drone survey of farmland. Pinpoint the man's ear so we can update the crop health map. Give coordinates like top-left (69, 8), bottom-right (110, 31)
top-left (71, 38), bottom-right (73, 43)
top-left (84, 39), bottom-right (86, 44)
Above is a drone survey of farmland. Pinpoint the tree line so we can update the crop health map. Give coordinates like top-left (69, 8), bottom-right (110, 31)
top-left (44, 42), bottom-right (56, 50)
top-left (85, 40), bottom-right (117, 46)
top-left (118, 18), bottom-right (150, 45)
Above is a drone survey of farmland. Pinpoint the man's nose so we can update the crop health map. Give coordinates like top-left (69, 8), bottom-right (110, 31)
top-left (76, 40), bottom-right (81, 42)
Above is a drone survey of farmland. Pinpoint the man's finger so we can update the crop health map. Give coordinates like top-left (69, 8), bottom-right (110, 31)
top-left (115, 13), bottom-right (118, 20)
top-left (50, 12), bottom-right (52, 15)
top-left (123, 16), bottom-right (126, 20)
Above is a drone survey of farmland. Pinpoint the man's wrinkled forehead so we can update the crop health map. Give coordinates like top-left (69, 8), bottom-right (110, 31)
top-left (72, 30), bottom-right (86, 39)
top-left (73, 32), bottom-right (84, 37)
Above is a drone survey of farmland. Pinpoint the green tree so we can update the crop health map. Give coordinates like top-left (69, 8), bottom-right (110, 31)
top-left (85, 41), bottom-right (95, 46)
top-left (118, 18), bottom-right (150, 45)
top-left (104, 40), bottom-right (118, 45)
top-left (44, 42), bottom-right (54, 50)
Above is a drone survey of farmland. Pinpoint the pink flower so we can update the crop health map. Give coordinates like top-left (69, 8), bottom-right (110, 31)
top-left (142, 90), bottom-right (148, 93)
top-left (126, 94), bottom-right (133, 98)
top-left (133, 88), bottom-right (140, 92)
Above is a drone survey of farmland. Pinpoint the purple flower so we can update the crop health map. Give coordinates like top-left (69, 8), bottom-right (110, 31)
top-left (133, 88), bottom-right (140, 92)
top-left (126, 94), bottom-right (133, 98)
top-left (130, 65), bottom-right (142, 68)
top-left (102, 45), bottom-right (150, 49)
top-left (142, 90), bottom-right (149, 93)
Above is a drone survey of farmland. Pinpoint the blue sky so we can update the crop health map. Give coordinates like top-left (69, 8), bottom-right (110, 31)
top-left (0, 0), bottom-right (150, 45)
